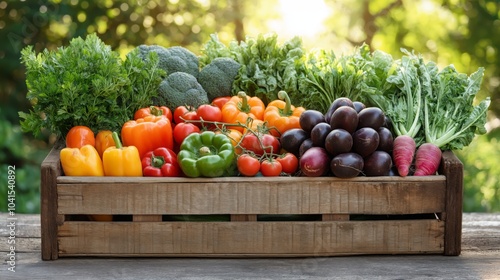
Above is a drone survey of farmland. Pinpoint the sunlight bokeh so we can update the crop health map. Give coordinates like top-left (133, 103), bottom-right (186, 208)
top-left (268, 0), bottom-right (330, 45)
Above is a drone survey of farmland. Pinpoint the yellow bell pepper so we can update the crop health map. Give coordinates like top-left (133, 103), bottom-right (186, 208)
top-left (60, 145), bottom-right (104, 176)
top-left (103, 132), bottom-right (143, 176)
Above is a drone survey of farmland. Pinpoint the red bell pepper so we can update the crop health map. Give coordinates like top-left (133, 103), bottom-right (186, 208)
top-left (141, 147), bottom-right (183, 177)
top-left (134, 105), bottom-right (173, 122)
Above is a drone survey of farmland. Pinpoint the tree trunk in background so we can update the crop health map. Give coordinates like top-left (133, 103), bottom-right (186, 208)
top-left (350, 0), bottom-right (403, 50)
top-left (230, 0), bottom-right (245, 42)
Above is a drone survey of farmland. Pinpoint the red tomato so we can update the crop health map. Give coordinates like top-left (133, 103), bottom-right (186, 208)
top-left (211, 96), bottom-right (232, 110)
top-left (173, 105), bottom-right (199, 124)
top-left (197, 104), bottom-right (222, 129)
top-left (260, 159), bottom-right (282, 176)
top-left (275, 152), bottom-right (299, 174)
top-left (65, 126), bottom-right (95, 148)
top-left (237, 154), bottom-right (261, 177)
top-left (240, 133), bottom-right (281, 156)
top-left (197, 104), bottom-right (222, 122)
top-left (173, 122), bottom-right (200, 145)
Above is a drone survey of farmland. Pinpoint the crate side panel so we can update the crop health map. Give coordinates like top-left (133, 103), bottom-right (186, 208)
top-left (58, 220), bottom-right (444, 256)
top-left (57, 179), bottom-right (446, 215)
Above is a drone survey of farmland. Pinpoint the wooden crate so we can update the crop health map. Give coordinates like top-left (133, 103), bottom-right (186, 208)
top-left (40, 142), bottom-right (463, 260)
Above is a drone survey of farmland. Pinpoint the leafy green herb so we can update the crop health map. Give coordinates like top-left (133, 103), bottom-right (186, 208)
top-left (19, 33), bottom-right (165, 138)
top-left (377, 49), bottom-right (490, 150)
top-left (381, 50), bottom-right (426, 142)
top-left (298, 44), bottom-right (394, 113)
top-left (199, 33), bottom-right (306, 105)
top-left (423, 65), bottom-right (490, 150)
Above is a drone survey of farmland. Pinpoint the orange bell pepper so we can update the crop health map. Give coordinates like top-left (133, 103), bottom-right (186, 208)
top-left (221, 91), bottom-right (265, 132)
top-left (65, 125), bottom-right (95, 148)
top-left (60, 144), bottom-right (104, 176)
top-left (95, 130), bottom-right (116, 158)
top-left (121, 115), bottom-right (174, 158)
top-left (263, 91), bottom-right (305, 137)
top-left (103, 132), bottom-right (143, 176)
top-left (134, 105), bottom-right (173, 122)
top-left (215, 128), bottom-right (243, 154)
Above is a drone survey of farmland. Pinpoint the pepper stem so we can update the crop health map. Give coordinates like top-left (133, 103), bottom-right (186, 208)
top-left (237, 91), bottom-right (250, 113)
top-left (278, 90), bottom-right (292, 116)
top-left (150, 106), bottom-right (162, 116)
top-left (111, 132), bottom-right (123, 149)
top-left (151, 154), bottom-right (165, 168)
top-left (199, 146), bottom-right (212, 156)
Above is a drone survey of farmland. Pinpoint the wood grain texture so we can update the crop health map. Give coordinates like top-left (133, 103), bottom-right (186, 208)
top-left (57, 220), bottom-right (444, 257)
top-left (40, 143), bottom-right (63, 260)
top-left (57, 178), bottom-right (446, 215)
top-left (440, 151), bottom-right (464, 256)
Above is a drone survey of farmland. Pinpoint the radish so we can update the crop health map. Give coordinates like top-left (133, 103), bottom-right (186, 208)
top-left (392, 135), bottom-right (416, 177)
top-left (413, 143), bottom-right (442, 176)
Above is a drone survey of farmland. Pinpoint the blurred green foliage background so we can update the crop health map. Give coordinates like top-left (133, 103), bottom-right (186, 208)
top-left (0, 0), bottom-right (499, 213)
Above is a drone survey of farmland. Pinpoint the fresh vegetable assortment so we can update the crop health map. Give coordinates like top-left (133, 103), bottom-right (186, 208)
top-left (20, 33), bottom-right (490, 178)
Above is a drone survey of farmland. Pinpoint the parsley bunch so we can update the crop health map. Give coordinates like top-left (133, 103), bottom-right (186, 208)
top-left (19, 33), bottom-right (164, 138)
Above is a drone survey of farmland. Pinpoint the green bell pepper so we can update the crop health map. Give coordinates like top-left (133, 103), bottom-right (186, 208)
top-left (177, 131), bottom-right (236, 177)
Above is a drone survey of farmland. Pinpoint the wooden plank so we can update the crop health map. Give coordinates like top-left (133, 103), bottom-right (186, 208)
top-left (57, 178), bottom-right (446, 215)
top-left (441, 151), bottom-right (463, 256)
top-left (57, 220), bottom-right (444, 257)
top-left (56, 175), bottom-right (447, 184)
top-left (40, 143), bottom-right (64, 260)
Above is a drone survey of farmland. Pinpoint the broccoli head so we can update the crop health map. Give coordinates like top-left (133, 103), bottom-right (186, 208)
top-left (135, 45), bottom-right (200, 78)
top-left (154, 72), bottom-right (209, 111)
top-left (198, 57), bottom-right (241, 101)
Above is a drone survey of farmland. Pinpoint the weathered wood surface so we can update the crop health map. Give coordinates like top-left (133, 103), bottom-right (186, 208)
top-left (57, 220), bottom-right (444, 257)
top-left (56, 177), bottom-right (446, 215)
top-left (1, 213), bottom-right (499, 279)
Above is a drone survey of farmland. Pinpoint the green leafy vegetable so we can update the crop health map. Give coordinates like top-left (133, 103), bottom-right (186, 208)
top-left (199, 33), bottom-right (306, 105)
top-left (298, 44), bottom-right (394, 113)
top-left (19, 33), bottom-right (165, 138)
top-left (374, 50), bottom-right (427, 146)
top-left (423, 65), bottom-right (490, 150)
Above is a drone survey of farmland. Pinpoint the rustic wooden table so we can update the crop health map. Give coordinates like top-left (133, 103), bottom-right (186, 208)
top-left (1, 212), bottom-right (499, 279)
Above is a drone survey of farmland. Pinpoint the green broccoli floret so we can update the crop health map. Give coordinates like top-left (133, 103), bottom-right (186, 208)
top-left (136, 45), bottom-right (200, 78)
top-left (154, 72), bottom-right (209, 111)
top-left (197, 57), bottom-right (241, 101)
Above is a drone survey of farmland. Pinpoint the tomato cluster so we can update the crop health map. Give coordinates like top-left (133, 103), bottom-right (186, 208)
top-left (237, 152), bottom-right (298, 177)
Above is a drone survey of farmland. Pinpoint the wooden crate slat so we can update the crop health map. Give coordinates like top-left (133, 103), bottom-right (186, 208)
top-left (57, 220), bottom-right (444, 257)
top-left (440, 151), bottom-right (464, 256)
top-left (40, 144), bottom-right (64, 260)
top-left (57, 179), bottom-right (446, 215)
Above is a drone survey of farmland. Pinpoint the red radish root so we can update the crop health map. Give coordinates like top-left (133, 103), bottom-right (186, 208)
top-left (392, 135), bottom-right (416, 177)
top-left (414, 143), bottom-right (442, 176)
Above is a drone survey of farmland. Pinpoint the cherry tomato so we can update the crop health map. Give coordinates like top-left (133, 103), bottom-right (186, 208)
top-left (197, 104), bottom-right (222, 122)
top-left (261, 133), bottom-right (281, 154)
top-left (211, 96), bottom-right (232, 110)
top-left (240, 133), bottom-right (281, 156)
top-left (260, 158), bottom-right (282, 176)
top-left (237, 154), bottom-right (261, 176)
top-left (173, 105), bottom-right (199, 124)
top-left (95, 130), bottom-right (115, 158)
top-left (173, 122), bottom-right (200, 145)
top-left (65, 126), bottom-right (95, 148)
top-left (275, 152), bottom-right (299, 174)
